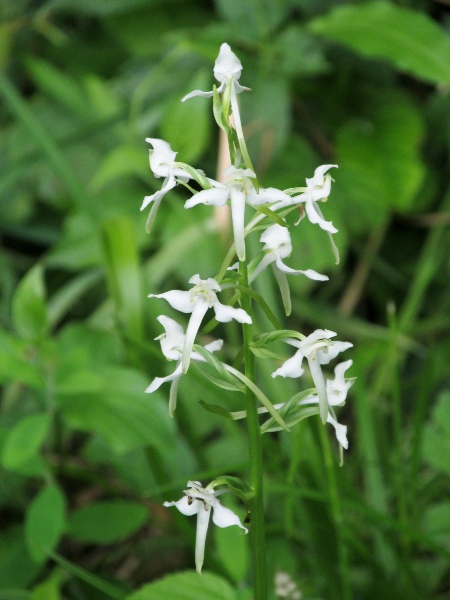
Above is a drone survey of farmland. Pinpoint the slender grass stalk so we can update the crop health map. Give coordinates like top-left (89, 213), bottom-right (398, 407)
top-left (239, 259), bottom-right (268, 600)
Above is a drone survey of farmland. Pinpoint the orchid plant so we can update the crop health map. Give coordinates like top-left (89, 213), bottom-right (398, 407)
top-left (142, 43), bottom-right (354, 598)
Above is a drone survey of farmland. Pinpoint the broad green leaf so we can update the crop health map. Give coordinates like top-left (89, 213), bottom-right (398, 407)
top-left (31, 569), bottom-right (63, 600)
top-left (0, 330), bottom-right (44, 388)
top-left (0, 527), bottom-right (40, 589)
top-left (126, 570), bottom-right (237, 600)
top-left (215, 499), bottom-right (249, 583)
top-left (423, 503), bottom-right (450, 547)
top-left (66, 500), bottom-right (147, 544)
top-left (25, 485), bottom-right (66, 564)
top-left (12, 264), bottom-right (48, 339)
top-left (0, 592), bottom-right (31, 600)
top-left (336, 89), bottom-right (424, 230)
top-left (309, 1), bottom-right (450, 85)
top-left (2, 413), bottom-right (50, 471)
top-left (161, 70), bottom-right (212, 164)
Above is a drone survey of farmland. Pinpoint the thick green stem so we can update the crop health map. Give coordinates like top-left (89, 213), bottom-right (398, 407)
top-left (239, 260), bottom-right (267, 600)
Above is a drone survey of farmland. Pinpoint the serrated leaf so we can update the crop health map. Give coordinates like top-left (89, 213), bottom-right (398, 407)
top-left (66, 500), bottom-right (147, 544)
top-left (25, 486), bottom-right (66, 564)
top-left (2, 414), bottom-right (50, 471)
top-left (12, 264), bottom-right (48, 339)
top-left (309, 1), bottom-right (450, 85)
top-left (126, 570), bottom-right (237, 600)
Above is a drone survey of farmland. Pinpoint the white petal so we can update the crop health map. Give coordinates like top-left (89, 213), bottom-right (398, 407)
top-left (272, 264), bottom-right (291, 316)
top-left (233, 81), bottom-right (251, 94)
top-left (275, 258), bottom-right (329, 281)
top-left (305, 199), bottom-right (338, 233)
top-left (327, 413), bottom-right (348, 450)
top-left (141, 173), bottom-right (176, 211)
top-left (182, 300), bottom-right (209, 373)
top-left (260, 223), bottom-right (291, 250)
top-left (146, 138), bottom-right (177, 178)
top-left (181, 89), bottom-right (214, 102)
top-left (185, 187), bottom-right (229, 209)
top-left (272, 350), bottom-right (304, 379)
top-left (212, 500), bottom-right (248, 532)
top-left (214, 43), bottom-right (243, 82)
top-left (164, 496), bottom-right (200, 516)
top-left (149, 290), bottom-right (193, 314)
top-left (317, 341), bottom-right (353, 365)
top-left (195, 504), bottom-right (211, 573)
top-left (248, 252), bottom-right (276, 284)
top-left (213, 300), bottom-right (251, 324)
top-left (308, 356), bottom-right (328, 424)
top-left (145, 363), bottom-right (183, 393)
top-left (157, 315), bottom-right (185, 360)
top-left (307, 164), bottom-right (338, 188)
top-left (247, 187), bottom-right (292, 206)
top-left (230, 185), bottom-right (246, 261)
top-left (168, 376), bottom-right (181, 417)
top-left (204, 339), bottom-right (224, 353)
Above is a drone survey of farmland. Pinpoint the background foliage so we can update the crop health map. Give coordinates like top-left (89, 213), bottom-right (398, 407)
top-left (0, 0), bottom-right (449, 598)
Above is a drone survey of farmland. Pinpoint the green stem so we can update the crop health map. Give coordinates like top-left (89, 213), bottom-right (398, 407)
top-left (239, 260), bottom-right (267, 600)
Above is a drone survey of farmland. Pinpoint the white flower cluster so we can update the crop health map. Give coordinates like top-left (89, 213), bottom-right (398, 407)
top-left (142, 43), bottom-right (354, 574)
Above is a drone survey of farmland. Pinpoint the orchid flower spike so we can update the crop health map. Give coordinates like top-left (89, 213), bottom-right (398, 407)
top-left (164, 480), bottom-right (248, 573)
top-left (249, 223), bottom-right (328, 315)
top-left (185, 166), bottom-right (290, 261)
top-left (141, 138), bottom-right (191, 233)
top-left (272, 329), bottom-right (352, 424)
top-left (182, 43), bottom-right (251, 102)
top-left (145, 316), bottom-right (223, 416)
top-left (149, 275), bottom-right (251, 373)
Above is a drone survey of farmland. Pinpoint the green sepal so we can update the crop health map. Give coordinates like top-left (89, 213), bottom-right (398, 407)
top-left (210, 475), bottom-right (255, 502)
top-left (198, 399), bottom-right (233, 420)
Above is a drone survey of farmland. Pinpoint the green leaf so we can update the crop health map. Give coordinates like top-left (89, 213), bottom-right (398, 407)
top-left (12, 264), bottom-right (48, 339)
top-left (31, 569), bottom-right (63, 600)
top-left (309, 1), bottom-right (450, 85)
top-left (126, 570), bottom-right (237, 600)
top-left (25, 485), bottom-right (66, 564)
top-left (423, 391), bottom-right (450, 475)
top-left (0, 592), bottom-right (31, 600)
top-left (198, 400), bottom-right (233, 420)
top-left (161, 70), bottom-right (212, 164)
top-left (2, 413), bottom-right (50, 471)
top-left (91, 145), bottom-right (149, 191)
top-left (66, 500), bottom-right (147, 544)
top-left (215, 500), bottom-right (249, 583)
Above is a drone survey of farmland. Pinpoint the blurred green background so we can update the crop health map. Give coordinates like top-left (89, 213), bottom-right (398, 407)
top-left (0, 0), bottom-right (449, 599)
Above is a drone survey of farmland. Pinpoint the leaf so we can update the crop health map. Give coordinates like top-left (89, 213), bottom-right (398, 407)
top-left (126, 570), bottom-right (237, 600)
top-left (423, 391), bottom-right (450, 475)
top-left (90, 145), bottom-right (149, 191)
top-left (25, 485), bottom-right (66, 564)
top-left (211, 476), bottom-right (254, 501)
top-left (66, 500), bottom-right (147, 544)
top-left (2, 413), bottom-right (50, 472)
top-left (161, 70), bottom-right (212, 164)
top-left (31, 569), bottom-right (63, 600)
top-left (198, 400), bottom-right (233, 420)
top-left (309, 1), bottom-right (450, 85)
top-left (12, 264), bottom-right (48, 339)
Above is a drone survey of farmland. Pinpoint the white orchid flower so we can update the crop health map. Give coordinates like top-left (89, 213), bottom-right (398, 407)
top-left (145, 316), bottom-right (223, 416)
top-left (164, 480), bottom-right (248, 573)
top-left (182, 43), bottom-right (250, 102)
top-left (149, 274), bottom-right (251, 373)
top-left (299, 360), bottom-right (354, 449)
top-left (286, 164), bottom-right (338, 233)
top-left (272, 330), bottom-right (352, 424)
top-left (248, 223), bottom-right (328, 315)
top-left (140, 138), bottom-right (191, 233)
top-left (185, 166), bottom-right (291, 261)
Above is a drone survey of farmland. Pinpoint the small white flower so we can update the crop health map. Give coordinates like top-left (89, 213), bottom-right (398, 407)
top-left (164, 480), bottom-right (248, 573)
top-left (272, 330), bottom-right (352, 424)
top-left (149, 274), bottom-right (251, 373)
top-left (185, 166), bottom-right (290, 261)
top-left (182, 43), bottom-right (251, 102)
top-left (145, 316), bottom-right (223, 416)
top-left (140, 138), bottom-right (191, 232)
top-left (288, 165), bottom-right (338, 233)
top-left (299, 360), bottom-right (354, 449)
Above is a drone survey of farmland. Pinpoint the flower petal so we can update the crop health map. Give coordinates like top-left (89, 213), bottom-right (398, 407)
top-left (248, 252), bottom-right (277, 284)
top-left (149, 290), bottom-right (193, 313)
top-left (213, 43), bottom-right (243, 82)
top-left (185, 187), bottom-right (229, 209)
top-left (204, 339), bottom-right (224, 353)
top-left (164, 496), bottom-right (199, 516)
top-left (308, 355), bottom-right (328, 424)
top-left (272, 350), bottom-right (305, 379)
top-left (213, 300), bottom-right (251, 324)
top-left (304, 199), bottom-right (338, 234)
top-left (182, 300), bottom-right (209, 373)
top-left (317, 341), bottom-right (353, 365)
top-left (272, 264), bottom-right (292, 316)
top-left (230, 185), bottom-right (246, 261)
top-left (195, 504), bottom-right (211, 573)
top-left (247, 187), bottom-right (292, 206)
top-left (157, 315), bottom-right (185, 360)
top-left (275, 257), bottom-right (329, 281)
top-left (181, 89), bottom-right (214, 102)
top-left (212, 500), bottom-right (248, 532)
top-left (327, 413), bottom-right (348, 450)
top-left (145, 362), bottom-right (183, 394)
top-left (168, 376), bottom-right (181, 417)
